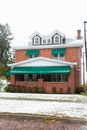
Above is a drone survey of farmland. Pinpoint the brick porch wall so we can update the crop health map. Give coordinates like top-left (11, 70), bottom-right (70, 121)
top-left (10, 79), bottom-right (74, 94)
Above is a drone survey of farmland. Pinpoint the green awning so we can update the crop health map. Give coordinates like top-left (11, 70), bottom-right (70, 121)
top-left (52, 48), bottom-right (66, 54)
top-left (26, 50), bottom-right (39, 56)
top-left (11, 66), bottom-right (70, 74)
top-left (6, 70), bottom-right (11, 76)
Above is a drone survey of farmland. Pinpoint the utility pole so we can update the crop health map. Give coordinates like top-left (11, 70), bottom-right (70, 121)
top-left (83, 21), bottom-right (87, 84)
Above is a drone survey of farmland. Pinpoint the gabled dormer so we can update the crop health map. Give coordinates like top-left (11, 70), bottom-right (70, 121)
top-left (29, 29), bottom-right (66, 46)
top-left (50, 29), bottom-right (65, 44)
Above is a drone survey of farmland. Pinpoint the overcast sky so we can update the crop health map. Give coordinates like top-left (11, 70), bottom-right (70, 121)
top-left (0, 0), bottom-right (87, 46)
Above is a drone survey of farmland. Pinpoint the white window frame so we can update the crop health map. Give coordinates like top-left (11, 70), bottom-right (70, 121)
top-left (28, 55), bottom-right (38, 59)
top-left (53, 54), bottom-right (65, 61)
top-left (34, 36), bottom-right (40, 45)
top-left (54, 34), bottom-right (60, 44)
top-left (42, 38), bottom-right (52, 44)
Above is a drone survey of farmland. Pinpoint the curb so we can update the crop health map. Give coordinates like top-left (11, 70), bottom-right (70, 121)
top-left (0, 112), bottom-right (87, 124)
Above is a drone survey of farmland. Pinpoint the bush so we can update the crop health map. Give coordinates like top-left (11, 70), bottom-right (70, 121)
top-left (75, 86), bottom-right (85, 94)
top-left (4, 86), bottom-right (10, 92)
top-left (44, 116), bottom-right (51, 123)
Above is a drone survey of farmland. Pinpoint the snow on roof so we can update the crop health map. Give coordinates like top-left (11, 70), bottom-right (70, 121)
top-left (29, 29), bottom-right (65, 39)
top-left (13, 40), bottom-right (83, 50)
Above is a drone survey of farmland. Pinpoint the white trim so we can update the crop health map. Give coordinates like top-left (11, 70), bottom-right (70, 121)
top-left (8, 56), bottom-right (77, 67)
top-left (13, 42), bottom-right (83, 50)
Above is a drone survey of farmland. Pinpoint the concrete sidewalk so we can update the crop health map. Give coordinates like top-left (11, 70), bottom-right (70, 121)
top-left (0, 92), bottom-right (87, 120)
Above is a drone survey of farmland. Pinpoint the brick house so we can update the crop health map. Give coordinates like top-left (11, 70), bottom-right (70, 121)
top-left (8, 29), bottom-right (83, 94)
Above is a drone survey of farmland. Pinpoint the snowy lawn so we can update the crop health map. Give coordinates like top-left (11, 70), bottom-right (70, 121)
top-left (0, 92), bottom-right (87, 119)
top-left (0, 92), bottom-right (87, 102)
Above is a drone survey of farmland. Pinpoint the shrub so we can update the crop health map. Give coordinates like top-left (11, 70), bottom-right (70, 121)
top-left (75, 86), bottom-right (85, 94)
top-left (4, 86), bottom-right (10, 92)
top-left (44, 116), bottom-right (51, 123)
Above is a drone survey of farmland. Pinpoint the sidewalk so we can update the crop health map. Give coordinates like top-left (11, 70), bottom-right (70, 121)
top-left (0, 92), bottom-right (87, 120)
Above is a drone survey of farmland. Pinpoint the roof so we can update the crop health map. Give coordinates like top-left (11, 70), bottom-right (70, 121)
top-left (13, 40), bottom-right (84, 50)
top-left (8, 56), bottom-right (77, 67)
top-left (29, 29), bottom-right (65, 39)
top-left (12, 30), bottom-right (84, 50)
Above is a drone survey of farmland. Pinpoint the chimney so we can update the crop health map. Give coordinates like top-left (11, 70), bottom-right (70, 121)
top-left (77, 30), bottom-right (81, 39)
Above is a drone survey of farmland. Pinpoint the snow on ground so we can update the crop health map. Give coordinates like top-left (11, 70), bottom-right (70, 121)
top-left (0, 92), bottom-right (87, 102)
top-left (0, 92), bottom-right (87, 119)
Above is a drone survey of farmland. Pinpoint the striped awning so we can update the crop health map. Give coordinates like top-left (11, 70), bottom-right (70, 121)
top-left (11, 66), bottom-right (70, 74)
top-left (26, 50), bottom-right (39, 56)
top-left (52, 48), bottom-right (66, 54)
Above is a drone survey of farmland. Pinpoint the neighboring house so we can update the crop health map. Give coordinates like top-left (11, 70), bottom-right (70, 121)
top-left (8, 29), bottom-right (84, 94)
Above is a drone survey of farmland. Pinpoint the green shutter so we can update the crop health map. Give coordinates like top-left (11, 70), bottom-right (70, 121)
top-left (52, 48), bottom-right (66, 54)
top-left (11, 66), bottom-right (70, 74)
top-left (26, 50), bottom-right (39, 56)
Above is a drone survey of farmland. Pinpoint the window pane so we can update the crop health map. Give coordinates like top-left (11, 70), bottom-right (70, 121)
top-left (29, 55), bottom-right (33, 58)
top-left (60, 54), bottom-right (65, 61)
top-left (47, 39), bottom-right (51, 43)
top-left (55, 36), bottom-right (59, 43)
top-left (34, 36), bottom-right (40, 45)
top-left (29, 55), bottom-right (38, 58)
top-left (62, 74), bottom-right (68, 82)
top-left (57, 74), bottom-right (61, 81)
top-left (53, 54), bottom-right (58, 60)
top-left (43, 39), bottom-right (46, 43)
top-left (51, 74), bottom-right (56, 81)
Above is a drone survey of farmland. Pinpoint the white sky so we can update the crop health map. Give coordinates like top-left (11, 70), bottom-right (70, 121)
top-left (0, 0), bottom-right (87, 46)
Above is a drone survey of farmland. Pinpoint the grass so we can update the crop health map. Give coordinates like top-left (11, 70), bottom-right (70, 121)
top-left (81, 93), bottom-right (87, 96)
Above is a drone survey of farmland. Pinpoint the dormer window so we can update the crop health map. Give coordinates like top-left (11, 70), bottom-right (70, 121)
top-left (34, 36), bottom-right (40, 45)
top-left (47, 39), bottom-right (51, 44)
top-left (54, 34), bottom-right (60, 44)
top-left (43, 39), bottom-right (46, 44)
top-left (42, 38), bottom-right (51, 44)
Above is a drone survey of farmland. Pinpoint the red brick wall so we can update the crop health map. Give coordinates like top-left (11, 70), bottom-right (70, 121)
top-left (15, 50), bottom-right (27, 62)
top-left (13, 80), bottom-right (74, 94)
top-left (65, 47), bottom-right (81, 68)
top-left (68, 67), bottom-right (75, 93)
top-left (11, 75), bottom-right (15, 85)
top-left (40, 48), bottom-right (52, 58)
top-left (65, 47), bottom-right (81, 86)
top-left (44, 82), bottom-right (68, 93)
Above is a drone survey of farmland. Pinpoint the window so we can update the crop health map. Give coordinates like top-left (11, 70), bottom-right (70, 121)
top-left (42, 38), bottom-right (51, 44)
top-left (43, 39), bottom-right (46, 44)
top-left (54, 34), bottom-right (60, 44)
top-left (29, 55), bottom-right (38, 59)
top-left (24, 74), bottom-right (36, 81)
top-left (34, 36), bottom-right (40, 45)
top-left (51, 74), bottom-right (68, 82)
top-left (53, 54), bottom-right (65, 61)
top-left (47, 39), bottom-right (51, 44)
